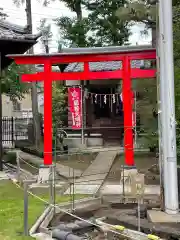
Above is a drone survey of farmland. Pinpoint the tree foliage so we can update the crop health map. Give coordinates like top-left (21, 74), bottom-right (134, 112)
top-left (52, 82), bottom-right (67, 128)
top-left (115, 0), bottom-right (180, 45)
top-left (0, 8), bottom-right (8, 19)
top-left (116, 0), bottom-right (157, 46)
top-left (56, 16), bottom-right (89, 47)
top-left (12, 0), bottom-right (25, 7)
top-left (116, 1), bottom-right (156, 27)
top-left (2, 63), bottom-right (30, 100)
top-left (84, 0), bottom-right (130, 46)
top-left (55, 0), bottom-right (130, 47)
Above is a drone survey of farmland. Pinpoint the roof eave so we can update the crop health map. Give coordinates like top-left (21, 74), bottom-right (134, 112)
top-left (60, 45), bottom-right (156, 55)
top-left (7, 45), bottom-right (156, 59)
top-left (0, 38), bottom-right (38, 43)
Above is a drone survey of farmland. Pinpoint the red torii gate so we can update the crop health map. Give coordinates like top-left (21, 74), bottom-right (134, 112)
top-left (8, 46), bottom-right (156, 166)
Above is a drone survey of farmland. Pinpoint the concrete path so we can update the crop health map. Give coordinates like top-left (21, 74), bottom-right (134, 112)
top-left (100, 184), bottom-right (160, 195)
top-left (147, 209), bottom-right (180, 223)
top-left (19, 151), bottom-right (82, 179)
top-left (65, 150), bottom-right (117, 195)
top-left (55, 163), bottom-right (82, 178)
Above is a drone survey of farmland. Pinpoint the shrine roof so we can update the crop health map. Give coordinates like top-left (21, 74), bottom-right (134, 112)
top-left (61, 45), bottom-right (155, 55)
top-left (7, 45), bottom-right (155, 72)
top-left (7, 45), bottom-right (155, 58)
top-left (63, 45), bottom-right (155, 72)
top-left (0, 20), bottom-right (41, 69)
top-left (64, 60), bottom-right (141, 72)
top-left (0, 20), bottom-right (40, 41)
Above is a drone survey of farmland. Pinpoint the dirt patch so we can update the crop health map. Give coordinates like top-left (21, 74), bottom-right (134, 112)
top-left (105, 152), bottom-right (159, 185)
top-left (56, 152), bottom-right (98, 172)
top-left (49, 203), bottom-right (180, 240)
top-left (49, 205), bottom-right (127, 239)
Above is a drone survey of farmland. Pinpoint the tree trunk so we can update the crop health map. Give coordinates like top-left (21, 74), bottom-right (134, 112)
top-left (75, 0), bottom-right (82, 21)
top-left (26, 0), bottom-right (41, 148)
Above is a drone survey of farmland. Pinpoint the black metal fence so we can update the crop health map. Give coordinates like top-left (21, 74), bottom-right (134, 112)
top-left (2, 117), bottom-right (32, 147)
top-left (2, 116), bottom-right (157, 150)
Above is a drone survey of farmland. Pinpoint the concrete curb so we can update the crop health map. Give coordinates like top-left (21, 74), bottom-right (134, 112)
top-left (30, 206), bottom-right (51, 235)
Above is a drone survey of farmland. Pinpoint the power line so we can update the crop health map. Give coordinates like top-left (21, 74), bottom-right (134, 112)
top-left (5, 15), bottom-right (60, 24)
top-left (3, 5), bottom-right (66, 13)
top-left (4, 7), bottom-right (63, 18)
top-left (3, 4), bottom-right (87, 12)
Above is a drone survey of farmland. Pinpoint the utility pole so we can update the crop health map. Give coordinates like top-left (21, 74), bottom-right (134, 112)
top-left (156, 1), bottom-right (164, 210)
top-left (0, 54), bottom-right (2, 171)
top-left (26, 0), bottom-right (41, 148)
top-left (159, 0), bottom-right (179, 214)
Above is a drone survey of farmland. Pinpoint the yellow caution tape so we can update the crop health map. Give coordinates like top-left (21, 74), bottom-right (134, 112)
top-left (147, 234), bottom-right (160, 240)
top-left (112, 225), bottom-right (125, 231)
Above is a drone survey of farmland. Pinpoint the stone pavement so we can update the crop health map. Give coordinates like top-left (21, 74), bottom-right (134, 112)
top-left (100, 184), bottom-right (160, 195)
top-left (65, 150), bottom-right (117, 195)
top-left (55, 163), bottom-right (82, 178)
top-left (147, 209), bottom-right (180, 223)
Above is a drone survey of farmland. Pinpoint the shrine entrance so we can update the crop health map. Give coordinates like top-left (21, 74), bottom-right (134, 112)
top-left (8, 46), bottom-right (156, 166)
top-left (90, 85), bottom-right (114, 119)
top-left (86, 83), bottom-right (124, 146)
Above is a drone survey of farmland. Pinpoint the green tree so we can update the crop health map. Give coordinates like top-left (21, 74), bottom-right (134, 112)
top-left (55, 0), bottom-right (130, 47)
top-left (2, 63), bottom-right (30, 100)
top-left (84, 0), bottom-right (129, 46)
top-left (115, 0), bottom-right (180, 47)
top-left (0, 63), bottom-right (31, 169)
top-left (52, 82), bottom-right (67, 128)
top-left (55, 0), bottom-right (89, 47)
top-left (116, 0), bottom-right (157, 46)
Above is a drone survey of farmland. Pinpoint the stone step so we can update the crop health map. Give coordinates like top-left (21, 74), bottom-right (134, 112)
top-left (65, 151), bottom-right (117, 195)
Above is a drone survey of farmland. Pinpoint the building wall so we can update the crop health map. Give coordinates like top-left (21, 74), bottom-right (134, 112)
top-left (2, 93), bottom-right (32, 117)
top-left (2, 90), bottom-right (45, 118)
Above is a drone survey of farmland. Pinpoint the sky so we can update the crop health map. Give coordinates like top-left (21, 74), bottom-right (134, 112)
top-left (2, 0), bottom-right (151, 53)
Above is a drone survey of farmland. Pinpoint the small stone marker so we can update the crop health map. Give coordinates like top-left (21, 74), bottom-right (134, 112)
top-left (129, 172), bottom-right (145, 198)
top-left (37, 165), bottom-right (51, 184)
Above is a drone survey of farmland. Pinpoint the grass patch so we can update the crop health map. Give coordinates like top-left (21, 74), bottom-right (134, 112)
top-left (0, 180), bottom-right (89, 240)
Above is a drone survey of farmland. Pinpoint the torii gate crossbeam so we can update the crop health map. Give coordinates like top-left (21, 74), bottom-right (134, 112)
top-left (7, 47), bottom-right (156, 166)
